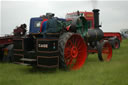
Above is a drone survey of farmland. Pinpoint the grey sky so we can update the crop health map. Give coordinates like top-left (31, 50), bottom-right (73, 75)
top-left (1, 0), bottom-right (128, 35)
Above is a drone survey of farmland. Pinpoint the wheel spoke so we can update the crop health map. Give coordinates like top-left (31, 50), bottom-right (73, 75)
top-left (72, 36), bottom-right (76, 45)
top-left (64, 52), bottom-right (70, 55)
top-left (76, 40), bottom-right (81, 48)
top-left (67, 40), bottom-right (74, 48)
top-left (102, 50), bottom-right (109, 54)
top-left (64, 51), bottom-right (70, 57)
top-left (102, 52), bottom-right (109, 54)
top-left (65, 55), bottom-right (71, 59)
top-left (66, 58), bottom-right (73, 65)
top-left (74, 38), bottom-right (79, 47)
top-left (69, 58), bottom-right (77, 67)
top-left (101, 43), bottom-right (112, 61)
top-left (102, 48), bottom-right (109, 54)
top-left (78, 45), bottom-right (83, 50)
top-left (78, 50), bottom-right (85, 53)
top-left (65, 47), bottom-right (71, 52)
top-left (102, 55), bottom-right (108, 60)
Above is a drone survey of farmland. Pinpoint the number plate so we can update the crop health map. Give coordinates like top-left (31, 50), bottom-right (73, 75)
top-left (38, 44), bottom-right (48, 48)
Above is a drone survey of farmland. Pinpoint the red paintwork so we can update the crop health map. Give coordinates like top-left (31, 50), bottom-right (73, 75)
top-left (102, 42), bottom-right (112, 61)
top-left (104, 32), bottom-right (122, 42)
top-left (64, 34), bottom-right (87, 70)
top-left (115, 41), bottom-right (119, 48)
top-left (40, 19), bottom-right (48, 32)
top-left (66, 25), bottom-right (71, 31)
top-left (0, 36), bottom-right (13, 45)
top-left (88, 42), bottom-right (112, 61)
top-left (66, 11), bottom-right (94, 29)
top-left (84, 12), bottom-right (94, 29)
top-left (88, 49), bottom-right (98, 53)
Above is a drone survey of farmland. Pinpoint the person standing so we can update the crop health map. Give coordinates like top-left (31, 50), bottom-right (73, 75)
top-left (40, 15), bottom-right (48, 32)
top-left (46, 13), bottom-right (58, 33)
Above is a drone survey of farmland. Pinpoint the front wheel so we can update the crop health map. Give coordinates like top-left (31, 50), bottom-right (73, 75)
top-left (97, 41), bottom-right (112, 61)
top-left (112, 39), bottom-right (120, 49)
top-left (58, 32), bottom-right (87, 70)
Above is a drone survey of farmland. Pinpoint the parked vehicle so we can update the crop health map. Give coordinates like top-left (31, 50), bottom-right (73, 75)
top-left (120, 29), bottom-right (128, 39)
top-left (0, 9), bottom-right (122, 70)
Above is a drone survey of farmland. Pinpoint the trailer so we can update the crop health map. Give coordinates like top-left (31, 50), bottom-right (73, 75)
top-left (0, 24), bottom-right (26, 62)
top-left (0, 36), bottom-right (13, 62)
top-left (0, 9), bottom-right (121, 70)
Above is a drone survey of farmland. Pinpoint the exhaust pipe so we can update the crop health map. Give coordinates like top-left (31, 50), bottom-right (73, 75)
top-left (85, 9), bottom-right (103, 42)
top-left (93, 9), bottom-right (101, 28)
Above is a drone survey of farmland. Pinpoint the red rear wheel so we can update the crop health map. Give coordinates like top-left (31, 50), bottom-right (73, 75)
top-left (59, 32), bottom-right (87, 70)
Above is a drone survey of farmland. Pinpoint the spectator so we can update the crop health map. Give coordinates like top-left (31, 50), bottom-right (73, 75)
top-left (46, 13), bottom-right (58, 33)
top-left (40, 15), bottom-right (48, 32)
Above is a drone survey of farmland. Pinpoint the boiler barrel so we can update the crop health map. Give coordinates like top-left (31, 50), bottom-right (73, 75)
top-left (85, 28), bottom-right (103, 42)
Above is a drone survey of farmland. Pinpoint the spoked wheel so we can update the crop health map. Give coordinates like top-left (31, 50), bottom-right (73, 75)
top-left (97, 41), bottom-right (112, 61)
top-left (58, 32), bottom-right (87, 70)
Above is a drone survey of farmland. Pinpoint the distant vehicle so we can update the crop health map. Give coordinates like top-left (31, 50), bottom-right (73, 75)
top-left (120, 29), bottom-right (128, 39)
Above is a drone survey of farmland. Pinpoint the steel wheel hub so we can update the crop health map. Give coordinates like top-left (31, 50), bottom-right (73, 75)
top-left (71, 46), bottom-right (78, 58)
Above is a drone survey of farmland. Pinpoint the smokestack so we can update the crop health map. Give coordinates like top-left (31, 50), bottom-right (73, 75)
top-left (93, 9), bottom-right (101, 28)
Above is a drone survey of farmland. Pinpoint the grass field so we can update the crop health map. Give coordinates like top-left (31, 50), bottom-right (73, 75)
top-left (0, 39), bottom-right (128, 85)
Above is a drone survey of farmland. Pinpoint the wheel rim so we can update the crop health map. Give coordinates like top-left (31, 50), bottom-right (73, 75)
top-left (64, 34), bottom-right (87, 70)
top-left (115, 41), bottom-right (119, 48)
top-left (102, 42), bottom-right (112, 61)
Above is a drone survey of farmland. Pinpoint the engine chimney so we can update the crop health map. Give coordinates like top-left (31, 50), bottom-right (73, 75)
top-left (93, 9), bottom-right (101, 28)
top-left (85, 9), bottom-right (103, 42)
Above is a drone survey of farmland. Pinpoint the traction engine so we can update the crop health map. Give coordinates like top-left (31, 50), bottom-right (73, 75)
top-left (6, 9), bottom-right (112, 70)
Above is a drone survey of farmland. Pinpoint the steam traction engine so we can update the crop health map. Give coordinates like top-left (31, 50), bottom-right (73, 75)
top-left (63, 9), bottom-right (112, 69)
top-left (0, 9), bottom-right (113, 70)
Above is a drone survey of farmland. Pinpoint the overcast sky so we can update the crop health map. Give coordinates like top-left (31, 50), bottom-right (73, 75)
top-left (1, 0), bottom-right (128, 35)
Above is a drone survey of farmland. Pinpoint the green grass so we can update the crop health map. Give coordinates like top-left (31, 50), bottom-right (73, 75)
top-left (0, 39), bottom-right (128, 85)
